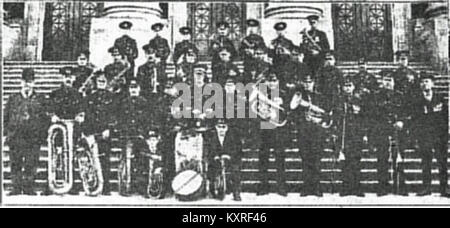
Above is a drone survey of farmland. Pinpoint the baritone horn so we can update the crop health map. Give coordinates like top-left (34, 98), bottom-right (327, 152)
top-left (77, 134), bottom-right (104, 196)
top-left (48, 120), bottom-right (75, 195)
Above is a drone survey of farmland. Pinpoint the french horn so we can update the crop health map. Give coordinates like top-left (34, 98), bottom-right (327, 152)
top-left (47, 120), bottom-right (75, 195)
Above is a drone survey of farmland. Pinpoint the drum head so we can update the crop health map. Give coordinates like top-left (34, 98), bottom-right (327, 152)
top-left (172, 170), bottom-right (203, 196)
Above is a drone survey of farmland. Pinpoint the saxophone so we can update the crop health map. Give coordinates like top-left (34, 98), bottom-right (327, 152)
top-left (77, 134), bottom-right (104, 196)
top-left (47, 120), bottom-right (75, 195)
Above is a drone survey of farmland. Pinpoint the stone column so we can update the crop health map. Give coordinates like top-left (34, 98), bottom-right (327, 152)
top-left (23, 2), bottom-right (46, 61)
top-left (246, 3), bottom-right (264, 35)
top-left (90, 2), bottom-right (168, 68)
top-left (261, 3), bottom-right (334, 49)
top-left (169, 2), bottom-right (189, 52)
top-left (392, 3), bottom-right (410, 60)
top-left (425, 3), bottom-right (448, 73)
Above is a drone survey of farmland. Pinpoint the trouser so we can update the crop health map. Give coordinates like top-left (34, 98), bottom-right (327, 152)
top-left (10, 143), bottom-right (40, 193)
top-left (418, 134), bottom-right (448, 194)
top-left (161, 132), bottom-right (177, 195)
top-left (207, 156), bottom-right (242, 195)
top-left (341, 137), bottom-right (362, 194)
top-left (372, 129), bottom-right (406, 194)
top-left (299, 127), bottom-right (324, 194)
top-left (259, 129), bottom-right (286, 192)
top-left (97, 137), bottom-right (111, 194)
top-left (305, 54), bottom-right (323, 77)
top-left (122, 138), bottom-right (150, 195)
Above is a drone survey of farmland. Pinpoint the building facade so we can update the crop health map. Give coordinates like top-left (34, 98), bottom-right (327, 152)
top-left (2, 1), bottom-right (448, 72)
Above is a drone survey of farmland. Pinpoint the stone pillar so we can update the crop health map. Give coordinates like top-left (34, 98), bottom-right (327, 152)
top-left (22, 2), bottom-right (46, 61)
top-left (169, 2), bottom-right (189, 52)
top-left (392, 3), bottom-right (410, 60)
top-left (2, 22), bottom-right (22, 61)
top-left (90, 2), bottom-right (168, 68)
top-left (425, 3), bottom-right (448, 73)
top-left (246, 3), bottom-right (264, 35)
top-left (261, 3), bottom-right (334, 49)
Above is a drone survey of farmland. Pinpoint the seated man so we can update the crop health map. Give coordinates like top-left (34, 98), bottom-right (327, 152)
top-left (205, 118), bottom-right (243, 201)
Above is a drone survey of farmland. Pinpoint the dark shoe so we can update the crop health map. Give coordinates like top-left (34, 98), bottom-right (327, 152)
top-left (313, 191), bottom-right (323, 197)
top-left (278, 188), bottom-right (288, 197)
top-left (417, 190), bottom-right (431, 197)
top-left (398, 192), bottom-right (409, 196)
top-left (257, 189), bottom-right (269, 196)
top-left (41, 189), bottom-right (53, 196)
top-left (23, 190), bottom-right (37, 196)
top-left (233, 192), bottom-right (242, 201)
top-left (68, 191), bottom-right (79, 196)
top-left (377, 191), bottom-right (389, 197)
top-left (7, 190), bottom-right (22, 196)
top-left (441, 192), bottom-right (450, 198)
top-left (356, 192), bottom-right (365, 197)
top-left (300, 192), bottom-right (310, 197)
top-left (102, 191), bottom-right (111, 196)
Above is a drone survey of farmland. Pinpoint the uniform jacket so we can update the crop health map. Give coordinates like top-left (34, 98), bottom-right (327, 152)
top-left (410, 92), bottom-right (448, 139)
top-left (104, 61), bottom-right (130, 85)
top-left (301, 29), bottom-right (330, 57)
top-left (4, 91), bottom-right (49, 145)
top-left (204, 127), bottom-right (243, 163)
top-left (209, 36), bottom-right (238, 64)
top-left (81, 89), bottom-right (117, 136)
top-left (117, 95), bottom-right (150, 136)
top-left (354, 70), bottom-right (379, 96)
top-left (173, 40), bottom-right (199, 64)
top-left (149, 35), bottom-right (171, 61)
top-left (211, 61), bottom-right (242, 86)
top-left (367, 89), bottom-right (405, 132)
top-left (316, 65), bottom-right (344, 97)
top-left (48, 86), bottom-right (83, 119)
top-left (136, 61), bottom-right (167, 96)
top-left (73, 65), bottom-right (94, 91)
top-left (240, 34), bottom-right (266, 62)
top-left (114, 35), bottom-right (138, 63)
top-left (269, 36), bottom-right (295, 65)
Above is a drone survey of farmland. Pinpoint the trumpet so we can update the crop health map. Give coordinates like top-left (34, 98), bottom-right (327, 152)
top-left (48, 120), bottom-right (75, 195)
top-left (292, 92), bottom-right (333, 129)
top-left (79, 73), bottom-right (96, 96)
top-left (77, 134), bottom-right (104, 196)
top-left (249, 82), bottom-right (287, 127)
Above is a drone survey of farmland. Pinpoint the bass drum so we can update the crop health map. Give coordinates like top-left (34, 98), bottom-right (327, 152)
top-left (172, 170), bottom-right (204, 201)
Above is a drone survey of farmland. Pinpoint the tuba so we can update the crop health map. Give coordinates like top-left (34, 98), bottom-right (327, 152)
top-left (47, 120), bottom-right (75, 195)
top-left (77, 134), bottom-right (104, 196)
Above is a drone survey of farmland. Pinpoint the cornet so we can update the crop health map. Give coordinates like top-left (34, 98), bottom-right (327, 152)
top-left (48, 120), bottom-right (75, 195)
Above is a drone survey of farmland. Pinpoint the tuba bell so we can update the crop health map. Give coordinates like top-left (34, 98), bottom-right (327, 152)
top-left (77, 134), bottom-right (104, 196)
top-left (48, 120), bottom-right (75, 195)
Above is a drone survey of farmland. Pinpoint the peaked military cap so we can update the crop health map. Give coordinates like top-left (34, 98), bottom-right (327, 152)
top-left (119, 21), bottom-right (133, 30)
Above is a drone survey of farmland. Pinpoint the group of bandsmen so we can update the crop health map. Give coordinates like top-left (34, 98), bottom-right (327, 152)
top-left (4, 15), bottom-right (449, 201)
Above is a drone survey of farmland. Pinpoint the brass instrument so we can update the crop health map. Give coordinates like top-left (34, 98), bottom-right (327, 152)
top-left (146, 135), bottom-right (164, 199)
top-left (77, 134), bottom-right (104, 196)
top-left (79, 73), bottom-right (97, 96)
top-left (118, 139), bottom-right (134, 196)
top-left (47, 120), bottom-right (75, 195)
top-left (249, 76), bottom-right (287, 127)
top-left (152, 66), bottom-right (159, 94)
top-left (292, 92), bottom-right (333, 128)
top-left (108, 57), bottom-right (130, 93)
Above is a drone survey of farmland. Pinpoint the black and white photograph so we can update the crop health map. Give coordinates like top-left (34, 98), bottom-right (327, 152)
top-left (1, 0), bottom-right (449, 207)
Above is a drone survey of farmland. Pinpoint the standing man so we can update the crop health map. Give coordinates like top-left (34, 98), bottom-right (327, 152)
top-left (316, 51), bottom-right (344, 101)
top-left (114, 21), bottom-right (138, 83)
top-left (300, 15), bottom-right (330, 77)
top-left (4, 69), bottom-right (49, 195)
top-left (73, 50), bottom-right (96, 95)
top-left (369, 71), bottom-right (407, 196)
top-left (104, 46), bottom-right (130, 94)
top-left (80, 71), bottom-right (117, 195)
top-left (176, 47), bottom-right (199, 85)
top-left (253, 72), bottom-right (289, 196)
top-left (412, 74), bottom-right (449, 197)
top-left (137, 44), bottom-right (167, 98)
top-left (209, 21), bottom-right (238, 71)
top-left (240, 19), bottom-right (266, 84)
top-left (290, 74), bottom-right (332, 196)
top-left (393, 50), bottom-right (420, 98)
top-left (354, 58), bottom-right (379, 97)
top-left (333, 76), bottom-right (366, 197)
top-left (205, 118), bottom-right (243, 201)
top-left (173, 27), bottom-right (199, 66)
top-left (269, 22), bottom-right (295, 85)
top-left (149, 23), bottom-right (171, 74)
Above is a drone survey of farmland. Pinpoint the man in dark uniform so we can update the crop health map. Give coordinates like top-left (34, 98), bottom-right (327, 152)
top-left (116, 80), bottom-right (152, 196)
top-left (300, 15), bottom-right (330, 77)
top-left (368, 71), bottom-right (407, 196)
top-left (173, 27), bottom-right (199, 66)
top-left (73, 50), bottom-right (96, 95)
top-left (316, 51), bottom-right (344, 101)
top-left (212, 47), bottom-right (242, 86)
top-left (209, 21), bottom-right (238, 71)
top-left (149, 23), bottom-right (171, 73)
top-left (245, 45), bottom-right (271, 84)
top-left (333, 75), bottom-right (366, 197)
top-left (114, 21), bottom-right (138, 82)
top-left (80, 71), bottom-right (117, 195)
top-left (4, 69), bottom-right (49, 195)
top-left (354, 58), bottom-right (379, 97)
top-left (285, 46), bottom-right (311, 94)
top-left (205, 118), bottom-right (243, 201)
top-left (104, 46), bottom-right (130, 94)
top-left (137, 44), bottom-right (167, 98)
top-left (269, 22), bottom-right (295, 85)
top-left (393, 50), bottom-right (420, 98)
top-left (175, 47), bottom-right (199, 85)
top-left (411, 74), bottom-right (449, 197)
top-left (253, 72), bottom-right (289, 196)
top-left (290, 74), bottom-right (332, 196)
top-left (240, 19), bottom-right (266, 84)
top-left (47, 67), bottom-right (84, 195)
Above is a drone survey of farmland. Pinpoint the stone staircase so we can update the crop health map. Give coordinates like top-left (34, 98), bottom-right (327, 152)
top-left (3, 61), bottom-right (450, 193)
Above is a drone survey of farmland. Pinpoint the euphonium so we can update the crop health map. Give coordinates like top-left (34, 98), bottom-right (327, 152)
top-left (77, 134), bottom-right (104, 196)
top-left (249, 88), bottom-right (287, 127)
top-left (48, 120), bottom-right (75, 195)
